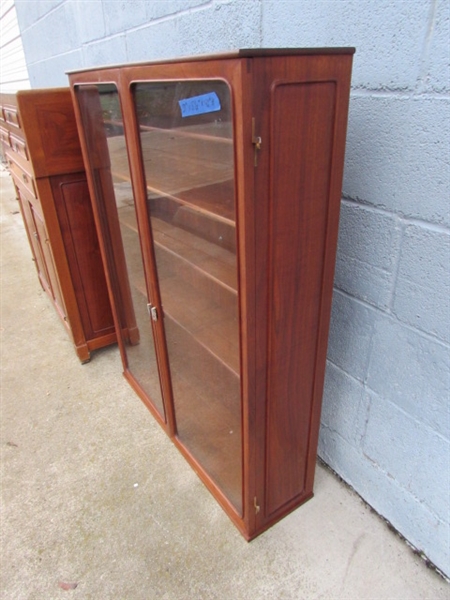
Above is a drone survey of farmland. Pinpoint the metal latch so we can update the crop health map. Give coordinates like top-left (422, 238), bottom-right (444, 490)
top-left (252, 118), bottom-right (262, 166)
top-left (147, 303), bottom-right (158, 322)
top-left (254, 496), bottom-right (260, 514)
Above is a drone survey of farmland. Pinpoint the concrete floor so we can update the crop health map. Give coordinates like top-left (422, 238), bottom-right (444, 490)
top-left (1, 164), bottom-right (448, 600)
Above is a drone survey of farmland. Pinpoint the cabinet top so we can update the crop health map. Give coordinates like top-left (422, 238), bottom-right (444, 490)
top-left (67, 47), bottom-right (355, 75)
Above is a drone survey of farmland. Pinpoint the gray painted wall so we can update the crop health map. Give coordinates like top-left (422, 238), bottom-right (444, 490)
top-left (14, 0), bottom-right (449, 576)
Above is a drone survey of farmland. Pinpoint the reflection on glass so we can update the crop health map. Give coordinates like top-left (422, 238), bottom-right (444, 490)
top-left (75, 83), bottom-right (165, 419)
top-left (133, 81), bottom-right (242, 513)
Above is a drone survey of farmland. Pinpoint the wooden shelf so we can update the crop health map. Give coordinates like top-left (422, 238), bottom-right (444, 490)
top-left (139, 121), bottom-right (233, 143)
top-left (151, 216), bottom-right (237, 292)
top-left (148, 187), bottom-right (236, 252)
top-left (119, 206), bottom-right (239, 375)
top-left (160, 277), bottom-right (239, 376)
top-left (149, 179), bottom-right (235, 225)
top-left (118, 203), bottom-right (236, 292)
top-left (107, 129), bottom-right (235, 224)
top-left (164, 316), bottom-right (242, 511)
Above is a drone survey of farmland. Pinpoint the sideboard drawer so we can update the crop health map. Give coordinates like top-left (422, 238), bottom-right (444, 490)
top-left (3, 106), bottom-right (20, 128)
top-left (9, 132), bottom-right (29, 161)
top-left (6, 151), bottom-right (37, 199)
top-left (0, 125), bottom-right (11, 148)
top-left (14, 174), bottom-right (43, 217)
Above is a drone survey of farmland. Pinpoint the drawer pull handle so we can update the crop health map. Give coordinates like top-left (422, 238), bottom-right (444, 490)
top-left (22, 174), bottom-right (28, 183)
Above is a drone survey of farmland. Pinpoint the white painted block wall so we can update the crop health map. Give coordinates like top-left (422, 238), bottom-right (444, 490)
top-left (14, 0), bottom-right (449, 576)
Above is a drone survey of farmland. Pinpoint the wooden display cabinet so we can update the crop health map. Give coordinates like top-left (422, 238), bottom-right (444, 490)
top-left (0, 89), bottom-right (116, 362)
top-left (68, 48), bottom-right (354, 538)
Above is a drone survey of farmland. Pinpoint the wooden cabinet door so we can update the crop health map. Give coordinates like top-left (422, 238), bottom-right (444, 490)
top-left (16, 185), bottom-right (66, 319)
top-left (50, 172), bottom-right (115, 341)
top-left (131, 79), bottom-right (243, 514)
top-left (74, 83), bottom-right (166, 420)
top-left (16, 186), bottom-right (51, 294)
top-left (32, 204), bottom-right (67, 320)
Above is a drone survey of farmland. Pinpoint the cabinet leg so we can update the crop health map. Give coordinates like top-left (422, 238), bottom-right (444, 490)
top-left (75, 344), bottom-right (91, 364)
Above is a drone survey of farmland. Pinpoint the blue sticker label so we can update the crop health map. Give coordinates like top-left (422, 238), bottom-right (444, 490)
top-left (178, 92), bottom-right (221, 118)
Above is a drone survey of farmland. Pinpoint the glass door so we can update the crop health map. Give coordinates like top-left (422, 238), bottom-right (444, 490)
top-left (75, 83), bottom-right (165, 419)
top-left (132, 80), bottom-right (242, 513)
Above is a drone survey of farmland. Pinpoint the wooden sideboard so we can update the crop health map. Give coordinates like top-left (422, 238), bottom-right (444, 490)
top-left (1, 89), bottom-right (116, 362)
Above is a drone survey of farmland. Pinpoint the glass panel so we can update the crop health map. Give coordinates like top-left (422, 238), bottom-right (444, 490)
top-left (133, 81), bottom-right (242, 513)
top-left (75, 83), bottom-right (165, 419)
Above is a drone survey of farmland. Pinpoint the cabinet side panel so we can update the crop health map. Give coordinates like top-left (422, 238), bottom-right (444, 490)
top-left (50, 174), bottom-right (115, 340)
top-left (16, 91), bottom-right (85, 177)
top-left (266, 81), bottom-right (336, 516)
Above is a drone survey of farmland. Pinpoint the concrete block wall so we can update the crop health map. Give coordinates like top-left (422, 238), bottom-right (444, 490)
top-left (14, 0), bottom-right (450, 576)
